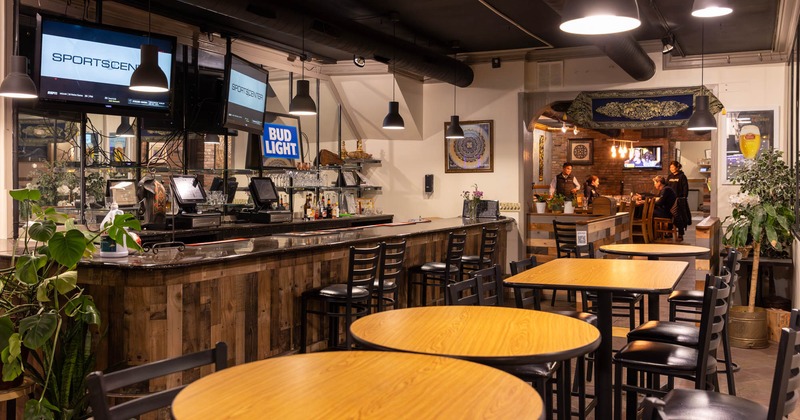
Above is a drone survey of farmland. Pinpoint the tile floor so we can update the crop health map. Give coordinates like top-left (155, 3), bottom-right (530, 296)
top-left (539, 220), bottom-right (798, 419)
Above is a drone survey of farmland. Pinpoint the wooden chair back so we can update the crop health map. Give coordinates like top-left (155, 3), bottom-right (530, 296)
top-left (375, 240), bottom-right (406, 311)
top-left (87, 342), bottom-right (227, 420)
top-left (509, 256), bottom-right (540, 309)
top-left (768, 319), bottom-right (800, 419)
top-left (444, 231), bottom-right (468, 278)
top-left (447, 276), bottom-right (480, 306)
top-left (473, 264), bottom-right (503, 306)
top-left (477, 227), bottom-right (500, 268)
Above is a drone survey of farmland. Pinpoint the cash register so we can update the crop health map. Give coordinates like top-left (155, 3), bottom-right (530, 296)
top-left (239, 177), bottom-right (292, 223)
top-left (170, 175), bottom-right (221, 229)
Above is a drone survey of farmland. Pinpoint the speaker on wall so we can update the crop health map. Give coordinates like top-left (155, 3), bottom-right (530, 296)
top-left (424, 174), bottom-right (434, 193)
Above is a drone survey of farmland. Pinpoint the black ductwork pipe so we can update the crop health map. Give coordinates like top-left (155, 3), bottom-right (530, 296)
top-left (165, 0), bottom-right (474, 86)
top-left (540, 0), bottom-right (655, 81)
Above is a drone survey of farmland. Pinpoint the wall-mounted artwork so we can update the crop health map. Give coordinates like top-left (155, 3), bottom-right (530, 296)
top-left (444, 120), bottom-right (493, 173)
top-left (724, 109), bottom-right (776, 183)
top-left (568, 139), bottom-right (593, 165)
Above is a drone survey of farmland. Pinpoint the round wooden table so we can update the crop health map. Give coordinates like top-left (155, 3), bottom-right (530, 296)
top-left (600, 243), bottom-right (710, 260)
top-left (350, 306), bottom-right (600, 365)
top-left (171, 351), bottom-right (542, 419)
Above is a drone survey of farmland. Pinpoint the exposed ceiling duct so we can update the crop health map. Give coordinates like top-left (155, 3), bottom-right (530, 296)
top-left (540, 0), bottom-right (656, 81)
top-left (118, 0), bottom-right (474, 86)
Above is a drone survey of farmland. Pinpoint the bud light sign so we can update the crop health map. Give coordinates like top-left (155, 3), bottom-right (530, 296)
top-left (262, 123), bottom-right (300, 159)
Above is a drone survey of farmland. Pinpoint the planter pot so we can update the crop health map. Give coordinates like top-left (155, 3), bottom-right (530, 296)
top-left (564, 201), bottom-right (574, 214)
top-left (729, 305), bottom-right (769, 349)
top-left (535, 202), bottom-right (547, 213)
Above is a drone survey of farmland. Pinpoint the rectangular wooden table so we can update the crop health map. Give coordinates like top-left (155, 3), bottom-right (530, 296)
top-left (504, 258), bottom-right (688, 420)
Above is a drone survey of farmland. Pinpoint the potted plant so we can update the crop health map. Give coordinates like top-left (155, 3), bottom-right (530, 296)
top-left (533, 194), bottom-right (548, 214)
top-left (563, 192), bottom-right (576, 214)
top-left (0, 188), bottom-right (141, 418)
top-left (548, 194), bottom-right (565, 213)
top-left (723, 149), bottom-right (795, 348)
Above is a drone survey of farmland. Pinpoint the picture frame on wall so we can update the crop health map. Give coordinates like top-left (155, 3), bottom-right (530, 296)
top-left (723, 108), bottom-right (777, 183)
top-left (444, 120), bottom-right (493, 173)
top-left (568, 139), bottom-right (593, 165)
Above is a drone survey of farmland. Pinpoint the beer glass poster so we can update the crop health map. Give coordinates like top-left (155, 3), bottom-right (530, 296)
top-left (724, 109), bottom-right (775, 183)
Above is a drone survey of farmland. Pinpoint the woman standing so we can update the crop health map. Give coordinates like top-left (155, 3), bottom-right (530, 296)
top-left (667, 160), bottom-right (691, 240)
top-left (583, 175), bottom-right (600, 205)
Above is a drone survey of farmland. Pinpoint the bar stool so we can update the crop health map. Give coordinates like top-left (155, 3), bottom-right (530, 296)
top-left (371, 240), bottom-right (406, 312)
top-left (551, 220), bottom-right (593, 305)
top-left (406, 231), bottom-right (466, 307)
top-left (461, 226), bottom-right (499, 275)
top-left (300, 244), bottom-right (381, 352)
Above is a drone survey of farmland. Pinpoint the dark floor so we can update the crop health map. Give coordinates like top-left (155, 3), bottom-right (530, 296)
top-left (538, 219), bottom-right (796, 419)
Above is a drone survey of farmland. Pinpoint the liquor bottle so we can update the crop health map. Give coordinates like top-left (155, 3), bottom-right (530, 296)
top-left (325, 198), bottom-right (332, 219)
top-left (303, 194), bottom-right (313, 220)
top-left (333, 202), bottom-right (340, 218)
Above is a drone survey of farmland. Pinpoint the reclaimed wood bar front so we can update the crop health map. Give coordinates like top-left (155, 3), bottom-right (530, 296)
top-left (525, 212), bottom-right (632, 262)
top-left (0, 218), bottom-right (510, 373)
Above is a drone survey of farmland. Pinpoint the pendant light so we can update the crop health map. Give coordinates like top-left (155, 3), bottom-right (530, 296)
top-left (203, 133), bottom-right (220, 144)
top-left (559, 0), bottom-right (641, 35)
top-left (382, 14), bottom-right (404, 130)
top-left (0, 0), bottom-right (37, 99)
top-left (561, 122), bottom-right (567, 133)
top-left (115, 117), bottom-right (135, 138)
top-left (573, 126), bottom-right (579, 135)
top-left (445, 48), bottom-right (464, 139)
top-left (289, 11), bottom-right (317, 116)
top-left (691, 0), bottom-right (733, 18)
top-left (610, 142), bottom-right (617, 158)
top-left (687, 22), bottom-right (717, 131)
top-left (129, 0), bottom-right (169, 92)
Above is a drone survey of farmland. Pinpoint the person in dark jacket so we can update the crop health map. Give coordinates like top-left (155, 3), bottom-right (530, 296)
top-left (667, 160), bottom-right (691, 240)
top-left (583, 175), bottom-right (600, 205)
top-left (652, 175), bottom-right (676, 219)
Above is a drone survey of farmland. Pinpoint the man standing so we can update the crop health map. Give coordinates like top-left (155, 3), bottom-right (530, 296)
top-left (549, 163), bottom-right (580, 197)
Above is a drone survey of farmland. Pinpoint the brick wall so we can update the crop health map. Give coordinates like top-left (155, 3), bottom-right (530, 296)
top-left (550, 127), bottom-right (710, 196)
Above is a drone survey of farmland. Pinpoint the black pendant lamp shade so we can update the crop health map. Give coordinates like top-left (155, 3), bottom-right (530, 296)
top-left (691, 0), bottom-right (733, 18)
top-left (204, 133), bottom-right (221, 144)
top-left (446, 115), bottom-right (465, 139)
top-left (289, 79), bottom-right (317, 116)
top-left (687, 95), bottom-right (717, 131)
top-left (115, 116), bottom-right (135, 137)
top-left (560, 0), bottom-right (641, 35)
top-left (129, 44), bottom-right (168, 92)
top-left (0, 56), bottom-right (37, 99)
top-left (383, 101), bottom-right (405, 130)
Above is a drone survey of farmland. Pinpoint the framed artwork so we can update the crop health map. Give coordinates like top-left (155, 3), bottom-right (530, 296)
top-left (444, 120), bottom-right (493, 173)
top-left (108, 135), bottom-right (131, 164)
top-left (723, 108), bottom-right (777, 183)
top-left (568, 139), bottom-right (593, 165)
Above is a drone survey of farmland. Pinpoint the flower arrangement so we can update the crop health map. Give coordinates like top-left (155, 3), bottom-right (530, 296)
top-left (533, 194), bottom-right (548, 203)
top-left (462, 184), bottom-right (483, 202)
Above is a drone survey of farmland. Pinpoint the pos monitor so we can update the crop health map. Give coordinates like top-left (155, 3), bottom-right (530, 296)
top-left (170, 175), bottom-right (207, 213)
top-left (248, 177), bottom-right (279, 209)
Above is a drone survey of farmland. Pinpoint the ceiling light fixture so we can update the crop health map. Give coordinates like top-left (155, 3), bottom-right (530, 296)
top-left (661, 35), bottom-right (675, 54)
top-left (687, 21), bottom-right (717, 131)
top-left (573, 126), bottom-right (579, 135)
top-left (0, 0), bottom-right (37, 99)
top-left (353, 55), bottom-right (366, 68)
top-left (115, 117), bottom-right (136, 138)
top-left (203, 133), bottom-right (221, 144)
top-left (382, 14), bottom-right (404, 130)
top-left (129, 0), bottom-right (169, 92)
top-left (691, 0), bottom-right (733, 18)
top-left (289, 11), bottom-right (317, 116)
top-left (559, 0), bottom-right (641, 35)
top-left (445, 46), bottom-right (464, 139)
top-left (561, 122), bottom-right (567, 133)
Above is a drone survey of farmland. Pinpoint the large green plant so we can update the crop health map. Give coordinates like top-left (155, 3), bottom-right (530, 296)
top-left (1, 188), bottom-right (141, 419)
top-left (724, 149), bottom-right (795, 313)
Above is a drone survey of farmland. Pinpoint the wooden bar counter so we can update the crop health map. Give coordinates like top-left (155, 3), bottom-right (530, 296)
top-left (0, 217), bottom-right (510, 373)
top-left (525, 211), bottom-right (631, 262)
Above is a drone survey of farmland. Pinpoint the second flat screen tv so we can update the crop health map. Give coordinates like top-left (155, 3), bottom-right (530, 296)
top-left (623, 146), bottom-right (663, 170)
top-left (35, 14), bottom-right (176, 115)
top-left (224, 54), bottom-right (268, 135)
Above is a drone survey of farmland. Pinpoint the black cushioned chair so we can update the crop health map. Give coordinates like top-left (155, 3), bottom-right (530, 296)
top-left (301, 244), bottom-right (381, 352)
top-left (508, 256), bottom-right (597, 419)
top-left (461, 226), bottom-right (499, 275)
top-left (447, 265), bottom-right (561, 419)
top-left (641, 309), bottom-right (800, 420)
top-left (372, 240), bottom-right (406, 312)
top-left (86, 342), bottom-right (227, 420)
top-left (667, 249), bottom-right (740, 394)
top-left (407, 231), bottom-right (466, 306)
top-left (551, 220), bottom-right (591, 305)
top-left (613, 275), bottom-right (729, 420)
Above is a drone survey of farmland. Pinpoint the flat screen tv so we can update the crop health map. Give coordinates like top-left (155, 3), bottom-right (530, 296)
top-left (248, 177), bottom-right (279, 207)
top-left (622, 146), bottom-right (663, 170)
top-left (224, 54), bottom-right (268, 135)
top-left (35, 14), bottom-right (176, 116)
top-left (170, 175), bottom-right (207, 209)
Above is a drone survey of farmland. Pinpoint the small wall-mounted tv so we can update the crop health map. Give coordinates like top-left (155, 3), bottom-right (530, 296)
top-left (623, 146), bottom-right (663, 170)
top-left (35, 14), bottom-right (176, 116)
top-left (224, 54), bottom-right (268, 135)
